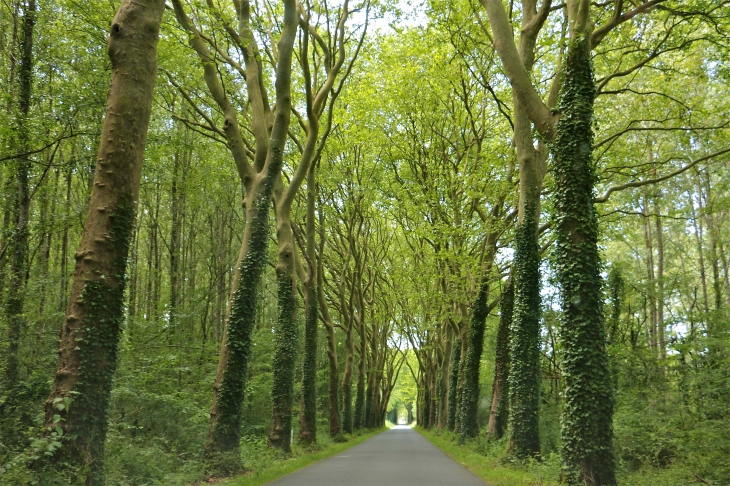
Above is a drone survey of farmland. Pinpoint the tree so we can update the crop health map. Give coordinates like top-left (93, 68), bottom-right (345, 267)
top-left (2, 0), bottom-right (35, 434)
top-left (551, 3), bottom-right (616, 481)
top-left (170, 0), bottom-right (298, 468)
top-left (41, 0), bottom-right (166, 481)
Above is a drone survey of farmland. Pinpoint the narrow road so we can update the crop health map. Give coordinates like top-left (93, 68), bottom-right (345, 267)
top-left (269, 426), bottom-right (486, 485)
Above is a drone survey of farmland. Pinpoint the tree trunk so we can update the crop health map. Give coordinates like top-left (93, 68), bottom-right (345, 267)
top-left (354, 315), bottom-right (367, 429)
top-left (4, 0), bottom-right (35, 406)
top-left (169, 149), bottom-right (182, 338)
top-left (41, 1), bottom-right (165, 482)
top-left (487, 279), bottom-right (513, 439)
top-left (318, 266), bottom-right (342, 437)
top-left (653, 192), bottom-right (665, 359)
top-left (446, 338), bottom-right (461, 431)
top-left (298, 165), bottom-right (318, 444)
top-left (268, 215), bottom-right (298, 452)
top-left (341, 316), bottom-right (355, 433)
top-left (643, 190), bottom-right (657, 350)
top-left (437, 330), bottom-right (452, 430)
top-left (552, 33), bottom-right (616, 485)
top-left (460, 277), bottom-right (491, 439)
top-left (58, 162), bottom-right (72, 311)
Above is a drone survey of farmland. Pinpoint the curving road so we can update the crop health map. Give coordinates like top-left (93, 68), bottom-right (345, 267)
top-left (268, 426), bottom-right (487, 485)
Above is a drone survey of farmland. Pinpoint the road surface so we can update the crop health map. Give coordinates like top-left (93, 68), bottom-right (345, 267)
top-left (268, 425), bottom-right (487, 485)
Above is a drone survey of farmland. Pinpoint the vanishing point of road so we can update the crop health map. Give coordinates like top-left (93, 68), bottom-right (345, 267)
top-left (268, 426), bottom-right (487, 485)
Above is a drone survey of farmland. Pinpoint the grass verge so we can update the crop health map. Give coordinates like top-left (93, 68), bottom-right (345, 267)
top-left (221, 428), bottom-right (386, 486)
top-left (415, 427), bottom-right (560, 486)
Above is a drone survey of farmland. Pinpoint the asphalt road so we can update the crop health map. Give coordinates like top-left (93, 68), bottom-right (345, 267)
top-left (268, 425), bottom-right (487, 485)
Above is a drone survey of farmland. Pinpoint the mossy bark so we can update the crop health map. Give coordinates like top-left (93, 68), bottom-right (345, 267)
top-left (446, 339), bottom-right (461, 431)
top-left (420, 375), bottom-right (431, 429)
top-left (508, 191), bottom-right (542, 458)
top-left (298, 168), bottom-right (318, 444)
top-left (454, 330), bottom-right (468, 434)
top-left (364, 368), bottom-right (374, 428)
top-left (460, 277), bottom-right (490, 439)
top-left (552, 36), bottom-right (616, 485)
top-left (42, 1), bottom-right (165, 482)
top-left (437, 332), bottom-right (453, 430)
top-left (269, 223), bottom-right (299, 451)
top-left (487, 279), bottom-right (513, 440)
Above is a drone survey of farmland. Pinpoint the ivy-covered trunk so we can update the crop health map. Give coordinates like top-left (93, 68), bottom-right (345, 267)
top-left (487, 279), bottom-right (513, 440)
top-left (353, 322), bottom-right (367, 429)
top-left (508, 164), bottom-right (542, 458)
top-left (364, 367), bottom-right (374, 428)
top-left (420, 374), bottom-right (431, 429)
top-left (298, 167), bottom-right (318, 445)
top-left (552, 36), bottom-right (616, 485)
top-left (459, 277), bottom-right (490, 439)
top-left (454, 330), bottom-right (468, 434)
top-left (269, 216), bottom-right (299, 452)
top-left (437, 332), bottom-right (453, 429)
top-left (318, 276), bottom-right (342, 438)
top-left (446, 338), bottom-right (461, 431)
top-left (41, 1), bottom-right (165, 482)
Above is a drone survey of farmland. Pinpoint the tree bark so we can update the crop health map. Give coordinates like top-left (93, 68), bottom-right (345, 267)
top-left (643, 191), bottom-right (657, 350)
top-left (3, 0), bottom-right (35, 405)
top-left (41, 1), bottom-right (165, 482)
top-left (297, 165), bottom-right (319, 444)
top-left (487, 279), bottom-right (513, 439)
top-left (552, 27), bottom-right (616, 484)
top-left (446, 338), bottom-right (461, 431)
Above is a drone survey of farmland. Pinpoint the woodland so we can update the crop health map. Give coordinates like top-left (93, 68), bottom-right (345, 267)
top-left (0, 0), bottom-right (729, 484)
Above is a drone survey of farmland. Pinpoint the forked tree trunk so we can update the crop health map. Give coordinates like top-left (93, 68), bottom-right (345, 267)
top-left (42, 1), bottom-right (165, 482)
top-left (170, 0), bottom-right (298, 469)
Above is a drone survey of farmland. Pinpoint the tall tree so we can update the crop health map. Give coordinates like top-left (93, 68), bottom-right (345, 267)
top-left (551, 2), bottom-right (616, 482)
top-left (170, 0), bottom-right (298, 468)
top-left (3, 0), bottom-right (35, 416)
top-left (41, 0), bottom-right (166, 482)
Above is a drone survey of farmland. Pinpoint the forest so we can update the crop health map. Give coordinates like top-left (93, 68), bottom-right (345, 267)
top-left (0, 0), bottom-right (729, 484)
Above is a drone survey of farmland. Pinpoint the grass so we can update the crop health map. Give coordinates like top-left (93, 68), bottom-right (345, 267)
top-left (415, 427), bottom-right (561, 486)
top-left (221, 427), bottom-right (386, 486)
